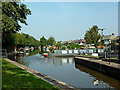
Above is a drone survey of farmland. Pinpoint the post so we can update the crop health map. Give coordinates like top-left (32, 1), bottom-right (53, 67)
top-left (109, 43), bottom-right (111, 64)
top-left (108, 40), bottom-right (111, 64)
top-left (105, 47), bottom-right (107, 59)
top-left (118, 2), bottom-right (120, 63)
top-left (118, 37), bottom-right (120, 63)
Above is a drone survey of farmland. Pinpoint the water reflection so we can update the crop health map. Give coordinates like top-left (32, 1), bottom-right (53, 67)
top-left (25, 52), bottom-right (29, 56)
top-left (93, 80), bottom-right (98, 86)
top-left (9, 54), bottom-right (24, 64)
top-left (35, 57), bottom-right (74, 66)
top-left (9, 49), bottom-right (120, 89)
top-left (75, 63), bottom-right (120, 89)
top-left (8, 49), bottom-right (40, 64)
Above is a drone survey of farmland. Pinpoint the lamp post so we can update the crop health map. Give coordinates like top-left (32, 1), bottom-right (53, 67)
top-left (118, 36), bottom-right (120, 63)
top-left (99, 29), bottom-right (104, 44)
top-left (109, 40), bottom-right (111, 64)
top-left (116, 36), bottom-right (120, 63)
top-left (99, 28), bottom-right (105, 58)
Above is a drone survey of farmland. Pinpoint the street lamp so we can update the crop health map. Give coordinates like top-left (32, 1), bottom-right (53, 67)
top-left (99, 28), bottom-right (104, 44)
top-left (118, 36), bottom-right (120, 63)
top-left (99, 28), bottom-right (106, 58)
top-left (109, 40), bottom-right (111, 64)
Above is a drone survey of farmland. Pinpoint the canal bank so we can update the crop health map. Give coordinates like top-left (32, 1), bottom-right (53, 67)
top-left (74, 57), bottom-right (120, 80)
top-left (3, 58), bottom-right (75, 89)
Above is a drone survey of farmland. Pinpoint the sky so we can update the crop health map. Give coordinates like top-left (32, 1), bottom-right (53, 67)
top-left (20, 2), bottom-right (118, 41)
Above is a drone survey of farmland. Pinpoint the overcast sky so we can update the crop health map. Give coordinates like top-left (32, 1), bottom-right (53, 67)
top-left (20, 2), bottom-right (118, 41)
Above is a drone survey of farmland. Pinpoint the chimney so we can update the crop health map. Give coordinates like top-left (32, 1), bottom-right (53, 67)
top-left (112, 33), bottom-right (114, 36)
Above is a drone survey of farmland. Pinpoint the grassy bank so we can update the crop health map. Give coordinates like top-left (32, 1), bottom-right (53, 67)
top-left (2, 58), bottom-right (59, 89)
top-left (78, 54), bottom-right (99, 58)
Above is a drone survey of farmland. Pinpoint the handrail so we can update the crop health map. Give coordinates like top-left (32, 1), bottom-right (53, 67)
top-left (0, 49), bottom-right (7, 58)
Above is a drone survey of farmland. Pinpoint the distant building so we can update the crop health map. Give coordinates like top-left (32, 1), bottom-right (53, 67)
top-left (62, 39), bottom-right (86, 45)
top-left (102, 33), bottom-right (116, 45)
top-left (76, 39), bottom-right (86, 45)
top-left (48, 45), bottom-right (56, 49)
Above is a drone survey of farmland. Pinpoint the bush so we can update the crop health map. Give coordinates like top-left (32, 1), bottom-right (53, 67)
top-left (61, 46), bottom-right (66, 50)
top-left (49, 47), bottom-right (54, 53)
top-left (67, 45), bottom-right (71, 49)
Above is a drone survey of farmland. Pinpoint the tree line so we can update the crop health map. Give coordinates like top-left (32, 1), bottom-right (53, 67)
top-left (15, 33), bottom-right (40, 47)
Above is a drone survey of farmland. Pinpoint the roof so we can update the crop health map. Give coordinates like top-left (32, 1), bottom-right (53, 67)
top-left (97, 45), bottom-right (104, 49)
top-left (51, 45), bottom-right (56, 47)
top-left (102, 35), bottom-right (116, 40)
top-left (112, 36), bottom-right (119, 40)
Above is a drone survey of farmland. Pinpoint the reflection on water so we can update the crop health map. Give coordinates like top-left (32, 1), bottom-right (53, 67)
top-left (75, 63), bottom-right (120, 89)
top-left (8, 49), bottom-right (40, 64)
top-left (25, 52), bottom-right (29, 56)
top-left (9, 49), bottom-right (120, 89)
top-left (19, 53), bottom-right (120, 89)
top-left (8, 54), bottom-right (24, 64)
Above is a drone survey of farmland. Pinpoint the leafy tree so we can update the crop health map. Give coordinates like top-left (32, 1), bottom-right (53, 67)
top-left (61, 46), bottom-right (66, 50)
top-left (2, 2), bottom-right (31, 51)
top-left (2, 2), bottom-right (31, 33)
top-left (67, 45), bottom-right (71, 49)
top-left (49, 47), bottom-right (54, 53)
top-left (84, 25), bottom-right (101, 48)
top-left (0, 2), bottom-right (2, 45)
top-left (65, 42), bottom-right (68, 46)
top-left (47, 37), bottom-right (55, 46)
top-left (70, 43), bottom-right (75, 49)
top-left (56, 41), bottom-right (62, 49)
top-left (84, 31), bottom-right (92, 44)
top-left (79, 45), bottom-right (85, 48)
top-left (40, 36), bottom-right (47, 52)
top-left (75, 44), bottom-right (80, 49)
top-left (3, 33), bottom-right (15, 52)
top-left (14, 33), bottom-right (40, 48)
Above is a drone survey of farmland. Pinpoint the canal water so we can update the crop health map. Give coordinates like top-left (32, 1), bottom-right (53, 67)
top-left (10, 50), bottom-right (120, 89)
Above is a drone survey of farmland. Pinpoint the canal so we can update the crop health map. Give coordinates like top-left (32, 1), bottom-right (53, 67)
top-left (9, 49), bottom-right (120, 89)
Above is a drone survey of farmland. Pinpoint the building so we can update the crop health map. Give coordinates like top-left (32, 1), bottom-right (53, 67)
top-left (76, 39), bottom-right (86, 45)
top-left (62, 39), bottom-right (86, 46)
top-left (102, 33), bottom-right (116, 45)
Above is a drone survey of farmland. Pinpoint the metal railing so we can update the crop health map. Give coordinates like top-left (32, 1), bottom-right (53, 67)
top-left (0, 49), bottom-right (7, 58)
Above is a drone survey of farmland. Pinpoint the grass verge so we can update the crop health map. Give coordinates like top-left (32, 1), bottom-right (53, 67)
top-left (78, 54), bottom-right (99, 58)
top-left (2, 58), bottom-right (59, 89)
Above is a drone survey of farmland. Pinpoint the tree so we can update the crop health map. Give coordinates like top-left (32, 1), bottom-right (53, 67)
top-left (47, 37), bottom-right (55, 46)
top-left (14, 33), bottom-right (40, 48)
top-left (2, 2), bottom-right (31, 51)
top-left (71, 43), bottom-right (75, 49)
top-left (65, 42), bottom-right (68, 46)
top-left (2, 2), bottom-right (31, 33)
top-left (75, 44), bottom-right (80, 49)
top-left (56, 41), bottom-right (62, 49)
top-left (40, 36), bottom-right (47, 52)
top-left (49, 47), bottom-right (54, 53)
top-left (84, 25), bottom-right (101, 48)
top-left (67, 45), bottom-right (71, 49)
top-left (61, 46), bottom-right (66, 50)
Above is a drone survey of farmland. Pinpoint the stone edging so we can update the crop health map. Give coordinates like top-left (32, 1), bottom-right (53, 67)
top-left (3, 58), bottom-right (77, 90)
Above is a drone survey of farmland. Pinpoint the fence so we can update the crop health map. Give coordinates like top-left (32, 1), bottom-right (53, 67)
top-left (0, 49), bottom-right (7, 58)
